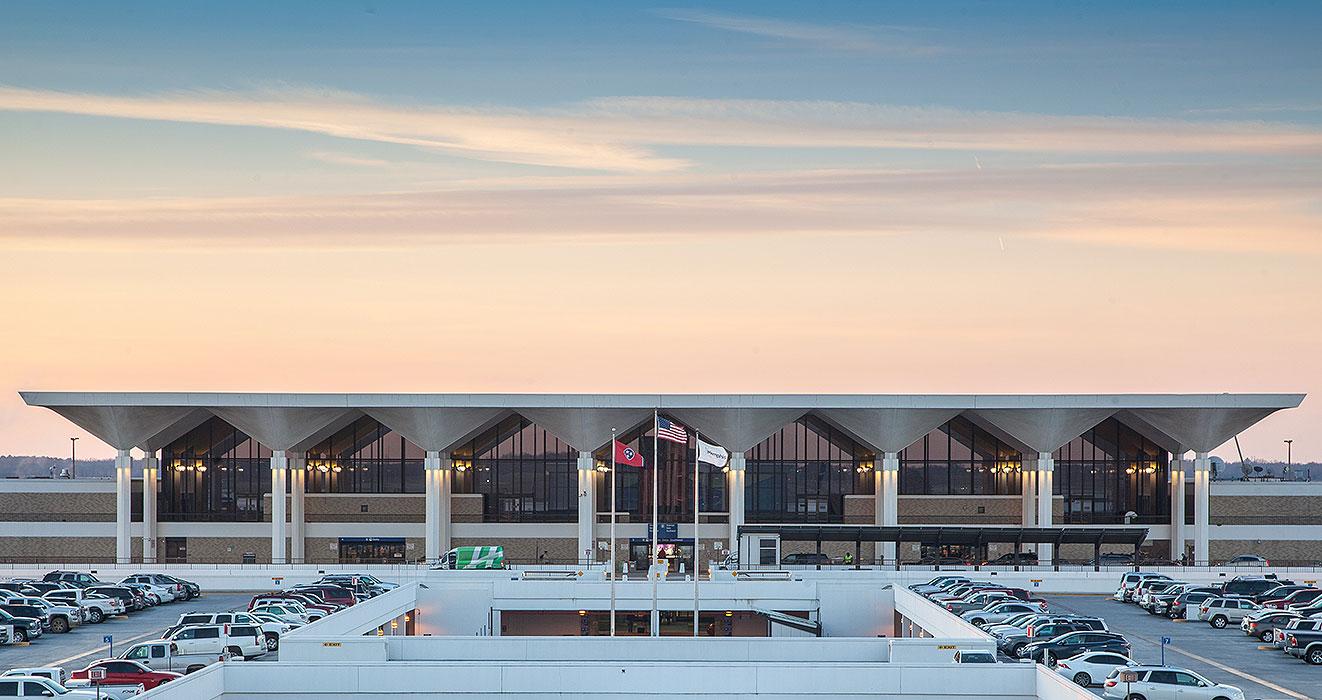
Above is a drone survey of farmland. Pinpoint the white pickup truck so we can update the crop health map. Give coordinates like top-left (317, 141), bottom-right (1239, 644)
top-left (119, 639), bottom-right (227, 674)
top-left (1, 670), bottom-right (142, 699)
top-left (45, 589), bottom-right (123, 623)
top-left (166, 623), bottom-right (267, 660)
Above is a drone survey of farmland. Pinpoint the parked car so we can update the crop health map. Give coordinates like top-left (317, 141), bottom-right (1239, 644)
top-left (1, 604), bottom-right (52, 634)
top-left (1241, 610), bottom-right (1302, 643)
top-left (1021, 630), bottom-right (1130, 665)
top-left (0, 607), bottom-right (44, 642)
top-left (45, 589), bottom-right (122, 623)
top-left (1248, 584), bottom-right (1310, 604)
top-left (1264, 587), bottom-right (1322, 610)
top-left (84, 585), bottom-right (144, 612)
top-left (1136, 580), bottom-right (1188, 610)
top-left (68, 659), bottom-right (179, 691)
top-left (0, 667), bottom-right (68, 686)
top-left (166, 611), bottom-right (293, 652)
top-left (1199, 597), bottom-right (1262, 628)
top-left (314, 574), bottom-right (390, 598)
top-left (1221, 554), bottom-right (1270, 567)
top-left (1283, 626), bottom-right (1322, 664)
top-left (248, 604), bottom-right (309, 625)
top-left (166, 623), bottom-right (266, 660)
top-left (288, 584), bottom-right (357, 608)
top-left (1053, 651), bottom-right (1135, 687)
top-left (123, 573), bottom-right (192, 601)
top-left (945, 590), bottom-right (1015, 615)
top-left (909, 576), bottom-right (971, 595)
top-left (1101, 666), bottom-right (1244, 700)
top-left (999, 621), bottom-right (1092, 658)
top-left (981, 552), bottom-right (1038, 567)
top-left (120, 639), bottom-right (230, 674)
top-left (1168, 590), bottom-right (1219, 620)
top-left (42, 571), bottom-right (100, 586)
top-left (1220, 576), bottom-right (1293, 598)
top-left (962, 600), bottom-right (1045, 627)
top-left (1274, 618), bottom-right (1322, 650)
top-left (1149, 585), bottom-right (1218, 616)
top-left (1114, 572), bottom-right (1169, 602)
top-left (951, 650), bottom-right (996, 663)
top-left (0, 675), bottom-right (99, 698)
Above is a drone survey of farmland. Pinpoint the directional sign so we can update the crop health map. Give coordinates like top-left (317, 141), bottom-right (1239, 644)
top-left (88, 668), bottom-right (107, 681)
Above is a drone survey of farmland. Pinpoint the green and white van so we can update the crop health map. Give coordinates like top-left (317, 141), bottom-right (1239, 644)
top-left (434, 546), bottom-right (505, 570)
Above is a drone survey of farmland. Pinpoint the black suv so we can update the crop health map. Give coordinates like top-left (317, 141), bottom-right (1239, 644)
top-left (1021, 630), bottom-right (1130, 663)
top-left (1222, 576), bottom-right (1293, 598)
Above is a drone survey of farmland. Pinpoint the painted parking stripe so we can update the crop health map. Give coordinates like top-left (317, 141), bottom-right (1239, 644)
top-left (44, 628), bottom-right (164, 669)
top-left (1122, 628), bottom-right (1312, 700)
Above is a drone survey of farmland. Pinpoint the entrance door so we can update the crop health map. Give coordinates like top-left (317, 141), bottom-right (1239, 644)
top-left (338, 537), bottom-right (405, 564)
top-left (628, 540), bottom-right (694, 574)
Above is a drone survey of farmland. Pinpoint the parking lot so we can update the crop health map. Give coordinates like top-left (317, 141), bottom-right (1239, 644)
top-left (0, 592), bottom-right (261, 673)
top-left (1042, 594), bottom-right (1316, 700)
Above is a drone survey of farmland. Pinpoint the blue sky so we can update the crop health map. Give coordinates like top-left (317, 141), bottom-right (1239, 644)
top-left (0, 2), bottom-right (1319, 459)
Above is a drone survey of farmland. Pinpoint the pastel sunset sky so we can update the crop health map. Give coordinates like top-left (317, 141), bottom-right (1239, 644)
top-left (1, 1), bottom-right (1318, 460)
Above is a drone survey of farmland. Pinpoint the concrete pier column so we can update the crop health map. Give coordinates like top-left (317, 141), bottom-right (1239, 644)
top-left (1021, 466), bottom-right (1036, 527)
top-left (289, 456), bottom-right (305, 564)
top-left (577, 452), bottom-right (596, 566)
top-left (142, 450), bottom-right (159, 564)
top-left (270, 451), bottom-right (288, 564)
top-left (1170, 451), bottom-right (1187, 563)
top-left (726, 452), bottom-right (746, 555)
top-left (878, 452), bottom-right (899, 564)
top-left (115, 449), bottom-right (132, 564)
top-left (1193, 451), bottom-right (1211, 565)
top-left (1035, 452), bottom-right (1054, 564)
top-left (437, 454), bottom-right (453, 556)
top-left (424, 451), bottom-right (442, 563)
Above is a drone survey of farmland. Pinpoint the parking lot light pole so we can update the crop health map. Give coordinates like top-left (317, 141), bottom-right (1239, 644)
top-left (1285, 439), bottom-right (1292, 468)
top-left (70, 436), bottom-right (78, 478)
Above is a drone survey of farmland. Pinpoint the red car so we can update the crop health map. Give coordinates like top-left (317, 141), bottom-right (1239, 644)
top-left (290, 584), bottom-right (356, 608)
top-left (1265, 588), bottom-right (1322, 609)
top-left (70, 659), bottom-right (180, 690)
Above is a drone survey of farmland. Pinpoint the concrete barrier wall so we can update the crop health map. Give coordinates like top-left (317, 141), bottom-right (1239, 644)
top-left (136, 658), bottom-right (1043, 699)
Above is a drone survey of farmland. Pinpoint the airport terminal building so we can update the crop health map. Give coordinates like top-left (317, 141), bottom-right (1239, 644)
top-left (4, 391), bottom-right (1316, 568)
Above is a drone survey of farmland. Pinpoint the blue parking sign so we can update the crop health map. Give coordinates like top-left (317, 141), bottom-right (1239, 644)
top-left (103, 635), bottom-right (113, 644)
top-left (1161, 636), bottom-right (1171, 645)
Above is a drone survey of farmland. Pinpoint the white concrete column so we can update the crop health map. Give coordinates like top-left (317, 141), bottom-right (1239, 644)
top-left (142, 450), bottom-right (159, 565)
top-left (1193, 451), bottom-right (1211, 565)
top-left (879, 452), bottom-right (899, 563)
top-left (289, 456), bottom-right (305, 564)
top-left (577, 452), bottom-right (597, 566)
top-left (1170, 451), bottom-right (1187, 563)
top-left (424, 451), bottom-right (442, 563)
top-left (437, 453), bottom-right (452, 555)
top-left (726, 452), bottom-right (746, 556)
top-left (270, 450), bottom-right (288, 565)
top-left (1021, 465), bottom-right (1036, 527)
top-left (1036, 452), bottom-right (1054, 564)
top-left (115, 448), bottom-right (132, 564)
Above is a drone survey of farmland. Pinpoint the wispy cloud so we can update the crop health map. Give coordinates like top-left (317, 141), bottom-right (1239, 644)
top-left (2, 163), bottom-right (1318, 253)
top-left (305, 150), bottom-right (392, 168)
top-left (2, 86), bottom-right (1321, 175)
top-left (652, 8), bottom-right (942, 55)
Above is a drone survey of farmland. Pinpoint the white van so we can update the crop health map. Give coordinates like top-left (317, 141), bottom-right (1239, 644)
top-left (166, 624), bottom-right (266, 660)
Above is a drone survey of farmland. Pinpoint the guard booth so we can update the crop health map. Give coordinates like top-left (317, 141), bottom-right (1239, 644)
top-left (738, 532), bottom-right (781, 568)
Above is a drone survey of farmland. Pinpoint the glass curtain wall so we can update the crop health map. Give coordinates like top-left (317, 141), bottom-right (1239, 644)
top-left (899, 417), bottom-right (1023, 496)
top-left (160, 416), bottom-right (272, 521)
top-left (451, 414), bottom-right (578, 522)
top-left (1054, 418), bottom-right (1169, 524)
top-left (302, 416), bottom-right (424, 494)
top-left (745, 416), bottom-right (873, 523)
top-left (598, 417), bottom-right (726, 522)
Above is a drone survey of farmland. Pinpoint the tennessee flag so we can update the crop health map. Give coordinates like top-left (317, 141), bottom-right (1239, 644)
top-left (613, 440), bottom-right (645, 467)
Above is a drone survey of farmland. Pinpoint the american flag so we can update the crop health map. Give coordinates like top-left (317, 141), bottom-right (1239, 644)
top-left (655, 416), bottom-right (688, 444)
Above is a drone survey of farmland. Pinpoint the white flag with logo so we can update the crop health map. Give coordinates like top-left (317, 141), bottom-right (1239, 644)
top-left (695, 437), bottom-right (729, 468)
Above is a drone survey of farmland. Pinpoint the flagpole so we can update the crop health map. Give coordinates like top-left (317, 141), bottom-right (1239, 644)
top-left (651, 409), bottom-right (659, 637)
top-left (610, 426), bottom-right (617, 637)
top-left (693, 430), bottom-right (700, 637)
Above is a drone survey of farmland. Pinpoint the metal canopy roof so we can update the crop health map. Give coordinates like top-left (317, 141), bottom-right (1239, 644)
top-left (17, 391), bottom-right (1305, 410)
top-left (738, 524), bottom-right (1150, 546)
